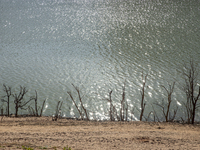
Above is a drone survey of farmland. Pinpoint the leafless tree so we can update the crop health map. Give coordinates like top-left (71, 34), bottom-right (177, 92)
top-left (154, 82), bottom-right (177, 122)
top-left (29, 90), bottom-right (39, 116)
top-left (102, 90), bottom-right (117, 121)
top-left (39, 99), bottom-right (46, 117)
top-left (120, 82), bottom-right (128, 121)
top-left (67, 91), bottom-right (83, 119)
top-left (182, 60), bottom-right (200, 124)
top-left (151, 104), bottom-right (160, 122)
top-left (13, 86), bottom-right (32, 117)
top-left (1, 84), bottom-right (12, 117)
top-left (52, 101), bottom-right (63, 121)
top-left (140, 73), bottom-right (148, 121)
top-left (28, 90), bottom-right (46, 117)
top-left (67, 84), bottom-right (89, 120)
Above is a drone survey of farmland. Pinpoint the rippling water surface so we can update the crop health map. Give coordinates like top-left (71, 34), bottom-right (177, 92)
top-left (0, 0), bottom-right (200, 121)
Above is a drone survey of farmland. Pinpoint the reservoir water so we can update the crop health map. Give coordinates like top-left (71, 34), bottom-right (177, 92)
top-left (0, 0), bottom-right (200, 121)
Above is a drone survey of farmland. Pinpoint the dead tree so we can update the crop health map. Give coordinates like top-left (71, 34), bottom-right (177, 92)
top-left (34, 90), bottom-right (38, 116)
top-left (1, 84), bottom-right (12, 117)
top-left (29, 90), bottom-right (39, 116)
top-left (151, 104), bottom-right (160, 122)
top-left (140, 73), bottom-right (148, 121)
top-left (120, 82), bottom-right (128, 121)
top-left (39, 99), bottom-right (46, 117)
top-left (103, 90), bottom-right (115, 121)
top-left (13, 86), bottom-right (31, 117)
top-left (67, 91), bottom-right (83, 119)
top-left (29, 91), bottom-right (46, 117)
top-left (72, 84), bottom-right (89, 120)
top-left (1, 106), bottom-right (3, 116)
top-left (182, 60), bottom-right (200, 124)
top-left (52, 101), bottom-right (63, 121)
top-left (100, 88), bottom-right (121, 121)
top-left (67, 84), bottom-right (89, 120)
top-left (154, 82), bottom-right (177, 122)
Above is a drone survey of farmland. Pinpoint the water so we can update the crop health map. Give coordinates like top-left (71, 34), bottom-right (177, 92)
top-left (0, 0), bottom-right (200, 121)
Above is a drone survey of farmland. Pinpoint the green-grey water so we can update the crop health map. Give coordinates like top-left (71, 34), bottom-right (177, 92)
top-left (0, 0), bottom-right (200, 121)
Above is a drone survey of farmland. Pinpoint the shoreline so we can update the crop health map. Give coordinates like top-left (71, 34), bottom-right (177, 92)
top-left (0, 116), bottom-right (200, 149)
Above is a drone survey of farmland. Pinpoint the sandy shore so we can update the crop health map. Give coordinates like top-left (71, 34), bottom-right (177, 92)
top-left (0, 116), bottom-right (200, 150)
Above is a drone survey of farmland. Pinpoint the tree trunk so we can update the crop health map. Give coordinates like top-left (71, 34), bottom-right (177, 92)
top-left (7, 98), bottom-right (10, 117)
top-left (192, 102), bottom-right (196, 124)
top-left (15, 103), bottom-right (18, 117)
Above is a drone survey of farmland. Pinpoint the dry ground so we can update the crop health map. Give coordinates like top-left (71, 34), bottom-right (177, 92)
top-left (0, 116), bottom-right (200, 150)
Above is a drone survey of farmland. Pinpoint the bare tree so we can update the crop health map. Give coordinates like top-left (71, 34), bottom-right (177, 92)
top-left (72, 84), bottom-right (89, 120)
top-left (154, 82), bottom-right (177, 122)
top-left (151, 104), bottom-right (160, 122)
top-left (140, 73), bottom-right (148, 121)
top-left (39, 99), bottom-right (46, 117)
top-left (1, 105), bottom-right (4, 116)
top-left (120, 82), bottom-right (128, 121)
top-left (102, 90), bottom-right (117, 121)
top-left (13, 86), bottom-right (32, 117)
top-left (67, 91), bottom-right (83, 119)
top-left (182, 60), bottom-right (200, 124)
top-left (29, 90), bottom-right (38, 116)
top-left (67, 84), bottom-right (89, 120)
top-left (28, 91), bottom-right (46, 117)
top-left (52, 101), bottom-right (63, 121)
top-left (1, 84), bottom-right (12, 117)
top-left (33, 90), bottom-right (38, 116)
top-left (101, 84), bottom-right (128, 121)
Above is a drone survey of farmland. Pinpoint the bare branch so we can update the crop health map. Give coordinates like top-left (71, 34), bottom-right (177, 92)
top-left (13, 86), bottom-right (29, 117)
top-left (182, 60), bottom-right (200, 124)
top-left (67, 91), bottom-right (83, 120)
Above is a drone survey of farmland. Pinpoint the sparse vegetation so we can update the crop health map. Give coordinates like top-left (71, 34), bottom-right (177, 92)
top-left (0, 60), bottom-right (199, 124)
top-left (63, 146), bottom-right (72, 150)
top-left (38, 146), bottom-right (47, 149)
top-left (22, 145), bottom-right (34, 150)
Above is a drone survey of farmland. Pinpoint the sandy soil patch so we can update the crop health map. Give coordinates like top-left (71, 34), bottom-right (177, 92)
top-left (0, 116), bottom-right (200, 150)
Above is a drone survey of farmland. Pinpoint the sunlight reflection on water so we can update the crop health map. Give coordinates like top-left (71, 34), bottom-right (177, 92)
top-left (0, 0), bottom-right (200, 121)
